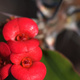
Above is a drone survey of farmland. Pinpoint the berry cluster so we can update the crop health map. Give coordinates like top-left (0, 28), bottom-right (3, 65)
top-left (0, 18), bottom-right (46, 80)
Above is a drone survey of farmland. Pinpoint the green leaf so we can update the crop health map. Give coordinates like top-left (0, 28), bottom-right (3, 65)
top-left (41, 50), bottom-right (80, 80)
top-left (0, 30), bottom-right (6, 42)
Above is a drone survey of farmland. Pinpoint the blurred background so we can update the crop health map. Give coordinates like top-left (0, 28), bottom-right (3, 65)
top-left (0, 0), bottom-right (80, 74)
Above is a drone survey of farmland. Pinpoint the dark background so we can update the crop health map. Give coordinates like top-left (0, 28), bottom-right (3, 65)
top-left (0, 0), bottom-right (37, 22)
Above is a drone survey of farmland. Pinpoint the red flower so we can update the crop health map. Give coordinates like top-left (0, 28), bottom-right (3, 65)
top-left (2, 17), bottom-right (47, 80)
top-left (10, 53), bottom-right (46, 80)
top-left (10, 47), bottom-right (42, 63)
top-left (3, 18), bottom-right (38, 41)
top-left (3, 17), bottom-right (39, 54)
top-left (0, 42), bottom-right (12, 79)
top-left (7, 39), bottom-right (40, 54)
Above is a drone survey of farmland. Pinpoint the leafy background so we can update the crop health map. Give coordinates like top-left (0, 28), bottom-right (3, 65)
top-left (42, 50), bottom-right (80, 80)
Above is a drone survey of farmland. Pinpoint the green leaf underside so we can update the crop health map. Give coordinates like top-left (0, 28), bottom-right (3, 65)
top-left (41, 50), bottom-right (80, 80)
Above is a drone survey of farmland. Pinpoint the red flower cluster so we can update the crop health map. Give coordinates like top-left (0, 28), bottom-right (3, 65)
top-left (0, 18), bottom-right (46, 80)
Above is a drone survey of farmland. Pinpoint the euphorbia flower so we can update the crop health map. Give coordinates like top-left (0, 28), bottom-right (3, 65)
top-left (7, 39), bottom-right (40, 53)
top-left (3, 18), bottom-right (39, 53)
top-left (0, 42), bottom-right (12, 80)
top-left (10, 47), bottom-right (42, 62)
top-left (2, 17), bottom-right (47, 80)
top-left (3, 18), bottom-right (38, 41)
top-left (10, 53), bottom-right (46, 80)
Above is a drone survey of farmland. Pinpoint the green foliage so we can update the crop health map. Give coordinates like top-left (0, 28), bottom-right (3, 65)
top-left (0, 30), bottom-right (6, 42)
top-left (41, 50), bottom-right (80, 80)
